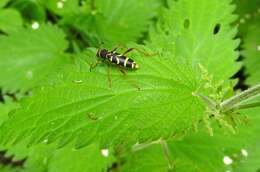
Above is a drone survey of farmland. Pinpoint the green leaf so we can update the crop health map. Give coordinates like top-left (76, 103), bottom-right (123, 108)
top-left (231, 108), bottom-right (260, 172)
top-left (242, 16), bottom-right (260, 85)
top-left (0, 0), bottom-right (9, 8)
top-left (1, 143), bottom-right (114, 172)
top-left (167, 133), bottom-right (247, 172)
top-left (43, 0), bottom-right (80, 16)
top-left (0, 98), bottom-right (19, 126)
top-left (61, 0), bottom-right (160, 47)
top-left (235, 0), bottom-right (260, 36)
top-left (0, 43), bottom-right (205, 147)
top-left (149, 0), bottom-right (240, 82)
top-left (120, 88), bottom-right (260, 171)
top-left (0, 0), bottom-right (240, 150)
top-left (232, 141), bottom-right (260, 172)
top-left (121, 132), bottom-right (246, 172)
top-left (0, 0), bottom-right (251, 171)
top-left (47, 144), bottom-right (114, 172)
top-left (0, 9), bottom-right (23, 34)
top-left (0, 24), bottom-right (70, 93)
top-left (121, 144), bottom-right (169, 172)
top-left (0, 166), bottom-right (19, 172)
top-left (119, 107), bottom-right (260, 172)
top-left (11, 0), bottom-right (46, 22)
top-left (21, 144), bottom-right (54, 172)
top-left (20, 143), bottom-right (113, 172)
top-left (234, 0), bottom-right (260, 17)
top-left (93, 0), bottom-right (159, 45)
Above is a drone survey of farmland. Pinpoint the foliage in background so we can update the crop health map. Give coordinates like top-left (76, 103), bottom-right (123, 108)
top-left (0, 0), bottom-right (259, 171)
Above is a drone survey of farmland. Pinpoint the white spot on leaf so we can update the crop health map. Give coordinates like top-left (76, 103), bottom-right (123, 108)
top-left (57, 1), bottom-right (64, 9)
top-left (31, 22), bottom-right (39, 30)
top-left (257, 45), bottom-right (260, 51)
top-left (223, 156), bottom-right (233, 165)
top-left (101, 149), bottom-right (109, 157)
top-left (241, 149), bottom-right (248, 157)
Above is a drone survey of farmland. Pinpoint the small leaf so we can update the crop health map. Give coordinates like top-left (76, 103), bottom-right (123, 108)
top-left (231, 108), bottom-right (260, 172)
top-left (13, 143), bottom-right (113, 172)
top-left (0, 0), bottom-right (9, 8)
top-left (11, 0), bottom-right (46, 22)
top-left (0, 98), bottom-right (19, 126)
top-left (0, 9), bottom-right (23, 34)
top-left (149, 0), bottom-right (240, 82)
top-left (0, 24), bottom-right (70, 92)
top-left (243, 16), bottom-right (260, 85)
top-left (62, 0), bottom-right (160, 47)
top-left (43, 0), bottom-right (81, 16)
top-left (122, 144), bottom-right (169, 172)
top-left (48, 144), bottom-right (114, 172)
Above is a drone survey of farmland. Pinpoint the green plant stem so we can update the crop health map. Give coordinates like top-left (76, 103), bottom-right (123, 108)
top-left (132, 139), bottom-right (174, 170)
top-left (192, 92), bottom-right (217, 110)
top-left (232, 102), bottom-right (260, 111)
top-left (160, 140), bottom-right (174, 170)
top-left (132, 139), bottom-right (161, 152)
top-left (220, 84), bottom-right (260, 112)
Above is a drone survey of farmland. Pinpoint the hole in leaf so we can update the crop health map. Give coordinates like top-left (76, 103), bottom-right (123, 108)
top-left (213, 23), bottom-right (221, 35)
top-left (183, 19), bottom-right (190, 29)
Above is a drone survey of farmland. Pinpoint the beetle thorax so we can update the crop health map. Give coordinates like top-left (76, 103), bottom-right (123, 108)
top-left (97, 49), bottom-right (109, 58)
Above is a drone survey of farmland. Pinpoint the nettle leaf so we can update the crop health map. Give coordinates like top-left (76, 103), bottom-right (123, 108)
top-left (121, 144), bottom-right (169, 172)
top-left (0, 98), bottom-right (19, 126)
top-left (122, 134), bottom-right (240, 172)
top-left (0, 0), bottom-right (9, 8)
top-left (43, 0), bottom-right (80, 16)
top-left (0, 142), bottom-right (113, 172)
top-left (93, 0), bottom-right (159, 45)
top-left (230, 108), bottom-right (260, 172)
top-left (20, 144), bottom-right (54, 172)
top-left (0, 24), bottom-right (70, 93)
top-left (121, 112), bottom-right (260, 172)
top-left (167, 132), bottom-right (248, 172)
top-left (242, 16), bottom-right (260, 85)
top-left (11, 0), bottom-right (46, 22)
top-left (234, 0), bottom-right (260, 17)
top-left (0, 46), bottom-right (204, 148)
top-left (235, 0), bottom-right (260, 36)
top-left (0, 9), bottom-right (23, 34)
top-left (47, 144), bottom-right (113, 172)
top-left (149, 0), bottom-right (240, 82)
top-left (61, 0), bottom-right (160, 46)
top-left (233, 141), bottom-right (260, 172)
top-left (0, 0), bottom-right (240, 150)
top-left (0, 166), bottom-right (19, 172)
top-left (19, 143), bottom-right (113, 172)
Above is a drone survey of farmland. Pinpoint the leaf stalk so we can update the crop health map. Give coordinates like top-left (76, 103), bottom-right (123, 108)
top-left (220, 84), bottom-right (260, 112)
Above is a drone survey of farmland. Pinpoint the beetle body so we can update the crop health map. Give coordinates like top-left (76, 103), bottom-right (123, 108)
top-left (97, 49), bottom-right (139, 69)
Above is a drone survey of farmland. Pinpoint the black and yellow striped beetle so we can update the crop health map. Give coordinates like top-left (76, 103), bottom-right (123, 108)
top-left (96, 47), bottom-right (139, 69)
top-left (89, 47), bottom-right (143, 88)
top-left (90, 46), bottom-right (155, 88)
